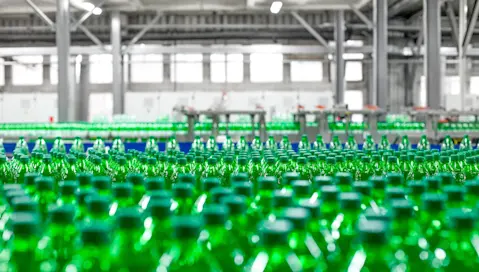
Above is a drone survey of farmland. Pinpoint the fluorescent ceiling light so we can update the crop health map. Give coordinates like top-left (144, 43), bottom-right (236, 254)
top-left (92, 7), bottom-right (102, 15)
top-left (270, 1), bottom-right (283, 14)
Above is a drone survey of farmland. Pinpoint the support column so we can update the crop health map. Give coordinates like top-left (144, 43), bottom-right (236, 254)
top-left (424, 0), bottom-right (442, 109)
top-left (244, 54), bottom-right (251, 83)
top-left (373, 0), bottom-right (388, 109)
top-left (334, 10), bottom-right (345, 105)
top-left (459, 0), bottom-right (467, 110)
top-left (4, 57), bottom-right (12, 87)
top-left (43, 55), bottom-right (51, 86)
top-left (78, 55), bottom-right (90, 121)
top-left (203, 53), bottom-right (211, 83)
top-left (56, 0), bottom-right (72, 121)
top-left (283, 57), bottom-right (291, 83)
top-left (111, 11), bottom-right (124, 115)
top-left (163, 53), bottom-right (171, 84)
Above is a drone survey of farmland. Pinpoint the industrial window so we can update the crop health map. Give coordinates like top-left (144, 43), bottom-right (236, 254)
top-left (291, 61), bottom-right (323, 82)
top-left (250, 53), bottom-right (283, 82)
top-left (443, 76), bottom-right (460, 95)
top-left (12, 56), bottom-right (43, 86)
top-left (171, 54), bottom-right (203, 83)
top-left (470, 77), bottom-right (479, 94)
top-left (131, 54), bottom-right (163, 83)
top-left (345, 90), bottom-right (364, 122)
top-left (210, 53), bottom-right (243, 83)
top-left (0, 58), bottom-right (4, 86)
top-left (50, 55), bottom-right (82, 85)
top-left (90, 54), bottom-right (113, 84)
top-left (345, 53), bottom-right (363, 82)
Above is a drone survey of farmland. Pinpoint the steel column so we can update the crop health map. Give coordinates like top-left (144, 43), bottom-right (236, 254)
top-left (244, 54), bottom-right (251, 83)
top-left (163, 53), bottom-right (171, 83)
top-left (42, 55), bottom-right (51, 85)
top-left (78, 55), bottom-right (90, 121)
top-left (334, 10), bottom-right (345, 105)
top-left (373, 0), bottom-right (388, 109)
top-left (203, 53), bottom-right (211, 83)
top-left (4, 57), bottom-right (12, 87)
top-left (111, 11), bottom-right (124, 115)
top-left (56, 0), bottom-right (72, 122)
top-left (424, 0), bottom-right (442, 109)
top-left (459, 0), bottom-right (468, 110)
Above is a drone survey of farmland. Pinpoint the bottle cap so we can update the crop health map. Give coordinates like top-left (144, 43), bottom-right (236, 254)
top-left (173, 216), bottom-right (202, 239)
top-left (81, 223), bottom-right (111, 245)
top-left (358, 220), bottom-right (388, 244)
top-left (202, 204), bottom-right (229, 225)
top-left (91, 176), bottom-right (111, 191)
top-left (273, 190), bottom-right (294, 208)
top-left (86, 195), bottom-right (111, 214)
top-left (282, 172), bottom-right (300, 186)
top-left (148, 199), bottom-right (172, 219)
top-left (437, 172), bottom-right (454, 185)
top-left (363, 207), bottom-right (392, 222)
top-left (386, 187), bottom-right (406, 200)
top-left (177, 173), bottom-right (195, 184)
top-left (149, 190), bottom-right (173, 201)
top-left (449, 209), bottom-right (475, 230)
top-left (230, 173), bottom-right (249, 183)
top-left (339, 192), bottom-right (362, 210)
top-left (12, 196), bottom-right (38, 213)
top-left (443, 185), bottom-right (465, 202)
top-left (210, 187), bottom-right (233, 203)
top-left (335, 172), bottom-right (353, 186)
top-left (407, 180), bottom-right (427, 195)
top-left (173, 183), bottom-right (194, 198)
top-left (369, 176), bottom-right (386, 189)
top-left (390, 199), bottom-right (414, 219)
top-left (59, 181), bottom-right (79, 196)
top-left (259, 219), bottom-right (292, 245)
top-left (77, 189), bottom-right (97, 206)
top-left (220, 195), bottom-right (247, 215)
top-left (116, 208), bottom-right (143, 229)
top-left (352, 181), bottom-right (372, 196)
top-left (112, 183), bottom-right (133, 198)
top-left (291, 180), bottom-right (311, 197)
top-left (313, 176), bottom-right (334, 188)
top-left (145, 177), bottom-right (165, 191)
top-left (11, 212), bottom-right (39, 237)
top-left (320, 185), bottom-right (340, 201)
top-left (126, 173), bottom-right (144, 185)
top-left (278, 207), bottom-right (310, 230)
top-left (232, 182), bottom-right (253, 197)
top-left (386, 173), bottom-right (403, 186)
top-left (424, 176), bottom-right (441, 190)
top-left (258, 177), bottom-right (277, 190)
top-left (298, 199), bottom-right (320, 218)
top-left (421, 193), bottom-right (446, 211)
top-left (35, 177), bottom-right (54, 191)
top-left (77, 173), bottom-right (93, 187)
top-left (50, 205), bottom-right (76, 224)
top-left (24, 173), bottom-right (41, 186)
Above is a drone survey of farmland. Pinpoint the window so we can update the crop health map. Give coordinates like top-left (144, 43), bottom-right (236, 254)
top-left (131, 54), bottom-right (163, 83)
top-left (471, 77), bottom-right (479, 95)
top-left (291, 61), bottom-right (323, 82)
top-left (250, 53), bottom-right (283, 82)
top-left (443, 76), bottom-right (460, 95)
top-left (345, 90), bottom-right (363, 122)
top-left (0, 58), bottom-right (4, 86)
top-left (12, 56), bottom-right (43, 85)
top-left (210, 53), bottom-right (243, 83)
top-left (50, 55), bottom-right (82, 85)
top-left (345, 61), bottom-right (363, 81)
top-left (171, 54), bottom-right (203, 83)
top-left (90, 54), bottom-right (113, 84)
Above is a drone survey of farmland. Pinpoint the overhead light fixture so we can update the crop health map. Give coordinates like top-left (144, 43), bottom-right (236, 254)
top-left (92, 7), bottom-right (102, 15)
top-left (270, 1), bottom-right (283, 14)
top-left (81, 1), bottom-right (95, 11)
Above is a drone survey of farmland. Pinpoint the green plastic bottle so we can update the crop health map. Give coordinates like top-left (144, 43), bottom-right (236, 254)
top-left (172, 183), bottom-right (195, 215)
top-left (344, 136), bottom-right (358, 150)
top-left (246, 220), bottom-right (302, 271)
top-left (333, 192), bottom-right (362, 255)
top-left (265, 136), bottom-right (277, 150)
top-left (279, 136), bottom-right (292, 150)
top-left (33, 177), bottom-right (56, 222)
top-left (419, 193), bottom-right (446, 249)
top-left (378, 135), bottom-right (390, 150)
top-left (398, 135), bottom-right (411, 151)
top-left (329, 135), bottom-right (342, 151)
top-left (206, 136), bottom-right (218, 152)
top-left (14, 136), bottom-right (29, 155)
top-left (165, 157), bottom-right (177, 190)
top-left (407, 156), bottom-right (428, 181)
top-left (52, 136), bottom-right (66, 154)
top-left (6, 213), bottom-right (41, 271)
top-left (145, 199), bottom-right (173, 258)
top-left (460, 134), bottom-right (472, 150)
top-left (417, 135), bottom-right (430, 151)
top-left (319, 185), bottom-right (340, 227)
top-left (363, 135), bottom-right (375, 151)
top-left (146, 136), bottom-right (159, 154)
top-left (356, 156), bottom-right (374, 181)
top-left (71, 136), bottom-right (85, 153)
top-left (110, 208), bottom-right (158, 271)
top-left (56, 181), bottom-right (78, 207)
top-left (221, 195), bottom-right (252, 259)
top-left (441, 135), bottom-right (454, 151)
top-left (159, 216), bottom-right (220, 271)
top-left (237, 136), bottom-right (248, 151)
top-left (71, 223), bottom-right (112, 271)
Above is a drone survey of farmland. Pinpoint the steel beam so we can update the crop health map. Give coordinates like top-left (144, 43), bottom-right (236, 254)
top-left (72, 0), bottom-right (106, 30)
top-left (77, 24), bottom-right (106, 50)
top-left (334, 10), bottom-right (345, 105)
top-left (423, 0), bottom-right (442, 109)
top-left (111, 11), bottom-right (124, 115)
top-left (56, 0), bottom-right (72, 121)
top-left (291, 11), bottom-right (330, 49)
top-left (124, 13), bottom-right (162, 53)
top-left (445, 1), bottom-right (460, 51)
top-left (25, 0), bottom-right (55, 30)
top-left (348, 3), bottom-right (373, 29)
top-left (463, 0), bottom-right (479, 54)
top-left (373, 0), bottom-right (388, 108)
top-left (78, 55), bottom-right (90, 121)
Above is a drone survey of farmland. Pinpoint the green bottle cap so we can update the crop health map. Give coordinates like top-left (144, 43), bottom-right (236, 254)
top-left (149, 190), bottom-right (173, 201)
top-left (220, 195), bottom-right (247, 215)
top-left (24, 173), bottom-right (41, 186)
top-left (42, 155), bottom-right (52, 163)
top-left (279, 207), bottom-right (310, 230)
top-left (148, 199), bottom-right (172, 219)
top-left (202, 204), bottom-right (229, 225)
top-left (320, 185), bottom-right (340, 201)
top-left (282, 172), bottom-right (300, 186)
top-left (407, 180), bottom-right (427, 195)
top-left (231, 173), bottom-right (249, 183)
top-left (273, 190), bottom-right (294, 208)
top-left (173, 216), bottom-right (202, 239)
top-left (414, 156), bottom-right (424, 163)
top-left (112, 183), bottom-right (133, 198)
top-left (78, 153), bottom-right (87, 159)
top-left (12, 196), bottom-right (38, 213)
top-left (369, 176), bottom-right (387, 189)
top-left (35, 177), bottom-right (54, 191)
top-left (390, 199), bottom-right (413, 219)
top-left (353, 181), bottom-right (372, 196)
top-left (224, 156), bottom-right (234, 163)
top-left (386, 187), bottom-right (406, 200)
top-left (177, 158), bottom-right (187, 165)
top-left (279, 156), bottom-right (289, 163)
top-left (439, 156), bottom-right (450, 164)
top-left (421, 193), bottom-right (446, 211)
top-left (339, 192), bottom-right (362, 210)
top-left (326, 157), bottom-right (336, 164)
top-left (173, 183), bottom-right (194, 198)
top-left (424, 176), bottom-right (441, 190)
top-left (116, 208), bottom-right (143, 229)
top-left (291, 180), bottom-right (311, 197)
top-left (77, 173), bottom-right (93, 187)
top-left (195, 156), bottom-right (204, 163)
top-left (200, 178), bottom-right (219, 192)
top-left (259, 219), bottom-right (292, 245)
top-left (386, 173), bottom-right (403, 186)
top-left (210, 187), bottom-right (233, 203)
top-left (81, 223), bottom-right (111, 245)
top-left (258, 177), bottom-right (277, 190)
top-left (232, 182), bottom-right (253, 197)
top-left (361, 156), bottom-right (371, 163)
top-left (11, 212), bottom-right (39, 237)
top-left (59, 181), bottom-right (79, 196)
top-left (126, 173), bottom-right (144, 185)
top-left (363, 207), bottom-right (391, 222)
top-left (335, 172), bottom-right (353, 186)
top-left (77, 189), bottom-right (97, 206)
top-left (207, 157), bottom-right (217, 165)
top-left (443, 185), bottom-right (465, 201)
top-left (435, 173), bottom-right (453, 186)
top-left (91, 176), bottom-right (112, 191)
top-left (448, 209), bottom-right (475, 230)
top-left (86, 195), bottom-right (111, 214)
top-left (387, 156), bottom-right (398, 163)
top-left (372, 155), bottom-right (381, 162)
top-left (313, 176), bottom-right (334, 188)
top-left (145, 177), bottom-right (165, 191)
top-left (177, 173), bottom-right (195, 184)
top-left (465, 180), bottom-right (479, 195)
top-left (358, 220), bottom-right (388, 244)
top-left (148, 157), bottom-right (158, 165)
top-left (67, 156), bottom-right (77, 164)
top-left (298, 199), bottom-right (320, 218)
top-left (50, 205), bottom-right (76, 224)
